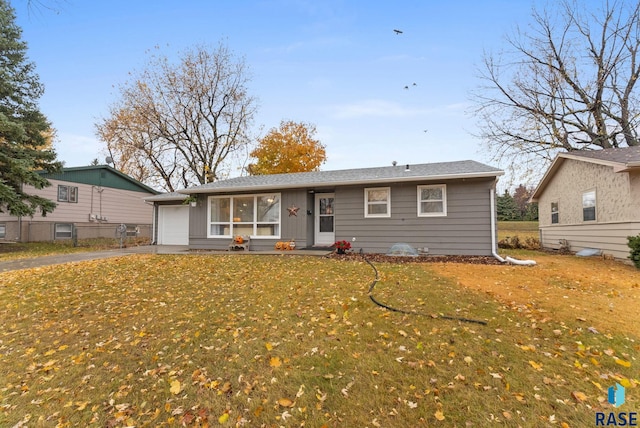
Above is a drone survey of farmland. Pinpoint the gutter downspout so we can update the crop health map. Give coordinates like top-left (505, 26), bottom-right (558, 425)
top-left (145, 201), bottom-right (157, 245)
top-left (490, 187), bottom-right (536, 266)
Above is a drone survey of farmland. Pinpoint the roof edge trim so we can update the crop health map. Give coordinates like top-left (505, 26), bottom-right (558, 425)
top-left (179, 171), bottom-right (504, 195)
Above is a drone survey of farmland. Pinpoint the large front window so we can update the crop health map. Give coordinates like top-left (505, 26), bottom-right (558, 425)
top-left (208, 194), bottom-right (280, 238)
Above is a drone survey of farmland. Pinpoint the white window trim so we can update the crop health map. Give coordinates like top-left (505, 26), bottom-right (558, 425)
top-left (417, 184), bottom-right (447, 217)
top-left (207, 193), bottom-right (281, 239)
top-left (551, 201), bottom-right (559, 224)
top-left (582, 189), bottom-right (596, 222)
top-left (364, 187), bottom-right (391, 218)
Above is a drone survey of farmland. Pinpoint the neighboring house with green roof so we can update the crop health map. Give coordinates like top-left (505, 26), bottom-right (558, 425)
top-left (531, 146), bottom-right (640, 260)
top-left (146, 160), bottom-right (506, 254)
top-left (0, 165), bottom-right (159, 242)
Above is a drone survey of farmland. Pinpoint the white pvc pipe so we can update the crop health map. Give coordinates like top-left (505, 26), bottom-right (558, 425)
top-left (490, 187), bottom-right (537, 266)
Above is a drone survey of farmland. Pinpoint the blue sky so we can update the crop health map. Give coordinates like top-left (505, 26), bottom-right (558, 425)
top-left (13, 0), bottom-right (537, 181)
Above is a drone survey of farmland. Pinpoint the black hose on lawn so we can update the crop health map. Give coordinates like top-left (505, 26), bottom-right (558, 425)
top-left (361, 249), bottom-right (487, 326)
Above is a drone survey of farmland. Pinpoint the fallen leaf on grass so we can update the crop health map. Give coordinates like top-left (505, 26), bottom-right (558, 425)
top-left (341, 380), bottom-right (355, 397)
top-left (614, 358), bottom-right (632, 368)
top-left (434, 410), bottom-right (445, 421)
top-left (571, 391), bottom-right (587, 402)
top-left (529, 360), bottom-right (543, 371)
top-left (277, 397), bottom-right (294, 407)
top-left (269, 356), bottom-right (281, 367)
top-left (169, 380), bottom-right (181, 395)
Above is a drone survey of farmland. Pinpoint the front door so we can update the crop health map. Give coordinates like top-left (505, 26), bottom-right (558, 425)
top-left (314, 193), bottom-right (335, 246)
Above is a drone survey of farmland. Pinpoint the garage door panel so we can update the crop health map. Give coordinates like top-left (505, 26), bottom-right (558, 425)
top-left (159, 205), bottom-right (189, 245)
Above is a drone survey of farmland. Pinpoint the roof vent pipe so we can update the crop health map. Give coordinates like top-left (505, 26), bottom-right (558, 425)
top-left (405, 164), bottom-right (410, 172)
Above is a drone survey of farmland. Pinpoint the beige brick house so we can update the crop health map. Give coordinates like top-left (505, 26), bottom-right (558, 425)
top-left (531, 147), bottom-right (640, 260)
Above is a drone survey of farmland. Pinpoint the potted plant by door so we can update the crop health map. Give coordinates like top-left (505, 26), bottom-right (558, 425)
top-left (332, 240), bottom-right (351, 255)
top-left (183, 195), bottom-right (198, 207)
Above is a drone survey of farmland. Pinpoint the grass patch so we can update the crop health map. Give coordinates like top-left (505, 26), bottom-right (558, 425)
top-left (0, 254), bottom-right (637, 426)
top-left (498, 221), bottom-right (540, 250)
top-left (498, 221), bottom-right (539, 241)
top-left (0, 238), bottom-right (150, 261)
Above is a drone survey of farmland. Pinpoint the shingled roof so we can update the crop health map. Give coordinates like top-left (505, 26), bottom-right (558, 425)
top-left (562, 146), bottom-right (640, 166)
top-left (181, 160), bottom-right (503, 195)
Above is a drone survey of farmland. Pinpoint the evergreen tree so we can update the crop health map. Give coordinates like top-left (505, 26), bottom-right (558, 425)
top-left (0, 0), bottom-right (61, 216)
top-left (496, 190), bottom-right (519, 221)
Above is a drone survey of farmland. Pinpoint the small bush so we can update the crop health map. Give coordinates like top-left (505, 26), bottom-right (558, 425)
top-left (628, 234), bottom-right (640, 268)
top-left (498, 235), bottom-right (540, 250)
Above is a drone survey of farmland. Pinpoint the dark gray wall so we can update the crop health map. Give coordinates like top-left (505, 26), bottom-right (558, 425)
top-left (335, 178), bottom-right (495, 255)
top-left (186, 178), bottom-right (497, 255)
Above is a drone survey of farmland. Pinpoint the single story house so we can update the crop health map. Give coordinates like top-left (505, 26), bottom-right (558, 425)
top-left (147, 160), bottom-right (506, 255)
top-left (530, 146), bottom-right (640, 260)
top-left (0, 165), bottom-right (159, 242)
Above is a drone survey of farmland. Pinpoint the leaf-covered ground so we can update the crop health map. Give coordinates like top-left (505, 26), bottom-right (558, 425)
top-left (0, 254), bottom-right (637, 427)
top-left (428, 251), bottom-right (640, 337)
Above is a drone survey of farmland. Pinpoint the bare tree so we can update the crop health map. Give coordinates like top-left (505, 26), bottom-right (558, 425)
top-left (96, 43), bottom-right (257, 192)
top-left (471, 0), bottom-right (640, 180)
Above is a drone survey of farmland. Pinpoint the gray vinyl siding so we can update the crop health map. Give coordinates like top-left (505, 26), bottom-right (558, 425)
top-left (187, 179), bottom-right (496, 255)
top-left (188, 189), bottom-right (311, 251)
top-left (188, 194), bottom-right (207, 242)
top-left (336, 178), bottom-right (494, 255)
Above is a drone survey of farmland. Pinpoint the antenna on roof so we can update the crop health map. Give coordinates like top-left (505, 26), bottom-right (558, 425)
top-left (392, 161), bottom-right (397, 166)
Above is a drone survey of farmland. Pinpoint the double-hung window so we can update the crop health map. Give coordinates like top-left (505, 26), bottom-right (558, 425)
top-left (582, 190), bottom-right (596, 221)
top-left (364, 187), bottom-right (391, 218)
top-left (417, 185), bottom-right (447, 216)
top-left (208, 194), bottom-right (280, 238)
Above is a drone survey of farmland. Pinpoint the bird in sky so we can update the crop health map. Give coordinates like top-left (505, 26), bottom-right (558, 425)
top-left (393, 29), bottom-right (403, 35)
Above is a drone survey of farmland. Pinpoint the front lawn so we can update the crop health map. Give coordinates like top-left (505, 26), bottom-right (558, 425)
top-left (0, 254), bottom-right (637, 427)
top-left (0, 238), bottom-right (151, 261)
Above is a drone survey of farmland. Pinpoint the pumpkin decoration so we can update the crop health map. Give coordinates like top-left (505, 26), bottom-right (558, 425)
top-left (234, 236), bottom-right (244, 245)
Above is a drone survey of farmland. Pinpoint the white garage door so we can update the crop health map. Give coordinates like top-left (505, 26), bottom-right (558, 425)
top-left (158, 205), bottom-right (190, 245)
